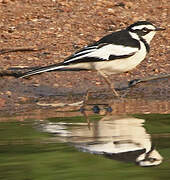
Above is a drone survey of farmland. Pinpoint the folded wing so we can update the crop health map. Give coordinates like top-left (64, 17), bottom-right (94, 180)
top-left (64, 43), bottom-right (139, 64)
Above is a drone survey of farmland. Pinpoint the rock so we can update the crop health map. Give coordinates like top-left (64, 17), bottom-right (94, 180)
top-left (6, 91), bottom-right (12, 97)
top-left (107, 8), bottom-right (115, 14)
top-left (0, 98), bottom-right (6, 108)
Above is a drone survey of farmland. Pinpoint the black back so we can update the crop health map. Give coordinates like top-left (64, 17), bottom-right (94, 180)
top-left (95, 30), bottom-right (140, 48)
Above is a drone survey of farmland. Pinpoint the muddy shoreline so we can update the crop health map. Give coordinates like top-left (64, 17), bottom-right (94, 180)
top-left (0, 75), bottom-right (169, 119)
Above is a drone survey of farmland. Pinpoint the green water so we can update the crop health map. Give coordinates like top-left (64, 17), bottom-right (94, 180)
top-left (0, 114), bottom-right (170, 180)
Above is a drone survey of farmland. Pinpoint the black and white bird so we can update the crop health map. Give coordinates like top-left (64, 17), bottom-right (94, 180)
top-left (19, 21), bottom-right (165, 96)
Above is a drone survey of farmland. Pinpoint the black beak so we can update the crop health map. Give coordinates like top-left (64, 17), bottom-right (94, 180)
top-left (155, 27), bottom-right (165, 31)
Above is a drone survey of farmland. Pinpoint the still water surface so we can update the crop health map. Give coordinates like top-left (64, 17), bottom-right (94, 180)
top-left (0, 114), bottom-right (170, 180)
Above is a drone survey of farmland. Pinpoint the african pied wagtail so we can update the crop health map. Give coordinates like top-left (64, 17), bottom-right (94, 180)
top-left (19, 21), bottom-right (165, 96)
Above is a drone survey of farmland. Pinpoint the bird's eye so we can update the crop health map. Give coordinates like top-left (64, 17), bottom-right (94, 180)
top-left (142, 27), bottom-right (148, 33)
top-left (148, 158), bottom-right (157, 162)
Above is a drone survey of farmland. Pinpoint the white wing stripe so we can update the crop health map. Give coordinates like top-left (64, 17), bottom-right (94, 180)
top-left (73, 48), bottom-right (96, 56)
top-left (89, 45), bottom-right (137, 60)
top-left (64, 53), bottom-right (94, 63)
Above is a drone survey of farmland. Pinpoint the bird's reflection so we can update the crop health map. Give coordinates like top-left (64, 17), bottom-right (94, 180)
top-left (38, 115), bottom-right (163, 167)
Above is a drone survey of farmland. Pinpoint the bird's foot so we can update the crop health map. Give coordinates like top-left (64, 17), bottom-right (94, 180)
top-left (128, 79), bottom-right (141, 87)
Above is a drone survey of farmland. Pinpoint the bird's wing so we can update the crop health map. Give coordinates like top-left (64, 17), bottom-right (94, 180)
top-left (64, 43), bottom-right (139, 64)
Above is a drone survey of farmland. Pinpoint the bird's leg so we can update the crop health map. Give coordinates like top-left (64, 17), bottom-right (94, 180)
top-left (82, 90), bottom-right (90, 106)
top-left (82, 108), bottom-right (91, 130)
top-left (80, 90), bottom-right (91, 129)
top-left (98, 71), bottom-right (120, 97)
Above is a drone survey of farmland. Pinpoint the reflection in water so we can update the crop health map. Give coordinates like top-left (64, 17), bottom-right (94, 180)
top-left (37, 115), bottom-right (163, 167)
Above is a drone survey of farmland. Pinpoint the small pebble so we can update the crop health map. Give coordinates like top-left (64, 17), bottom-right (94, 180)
top-left (106, 106), bottom-right (113, 113)
top-left (92, 105), bottom-right (100, 114)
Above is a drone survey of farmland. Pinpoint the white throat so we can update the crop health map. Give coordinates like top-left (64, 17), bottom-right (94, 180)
top-left (142, 31), bottom-right (156, 44)
top-left (129, 32), bottom-right (140, 40)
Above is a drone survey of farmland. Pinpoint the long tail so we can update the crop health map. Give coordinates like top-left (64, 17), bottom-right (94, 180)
top-left (18, 62), bottom-right (87, 78)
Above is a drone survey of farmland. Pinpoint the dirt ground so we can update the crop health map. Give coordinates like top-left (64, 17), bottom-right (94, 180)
top-left (0, 0), bottom-right (169, 116)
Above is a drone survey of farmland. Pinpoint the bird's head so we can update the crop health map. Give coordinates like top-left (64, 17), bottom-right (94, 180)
top-left (127, 21), bottom-right (165, 44)
top-left (136, 149), bottom-right (163, 167)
